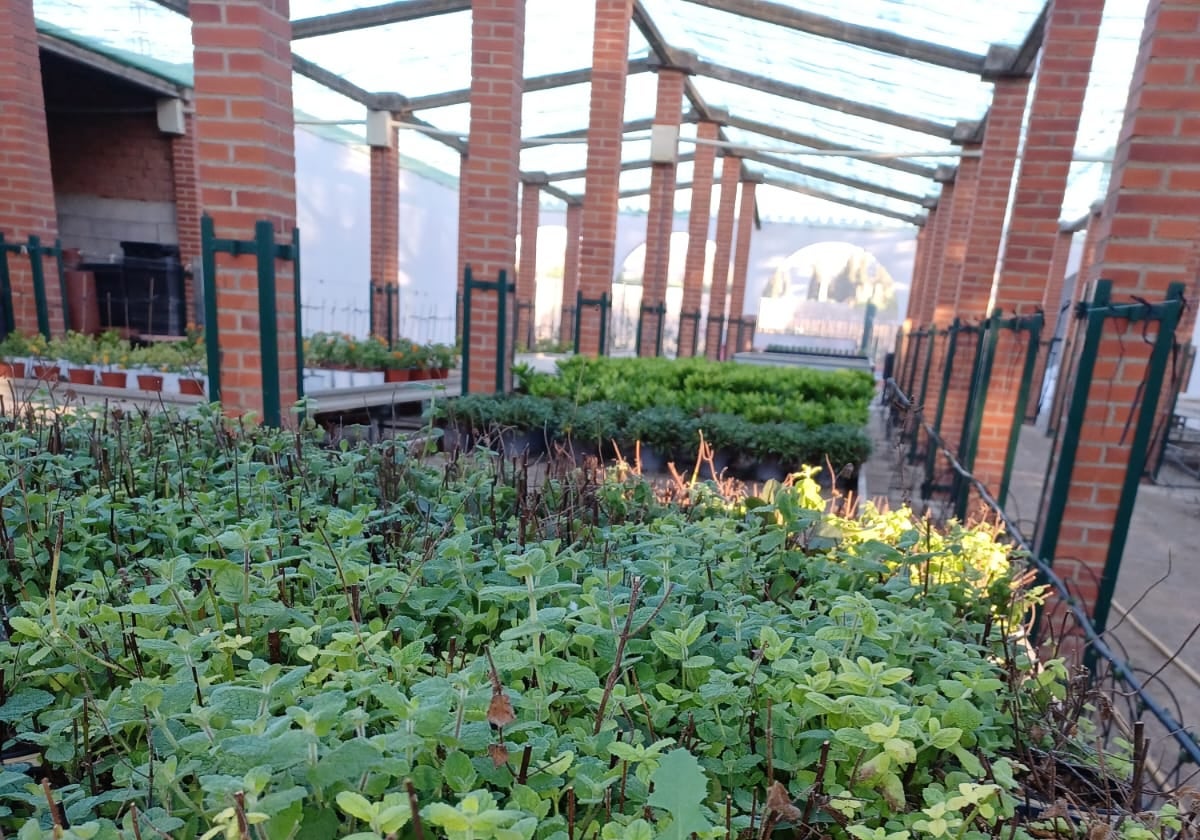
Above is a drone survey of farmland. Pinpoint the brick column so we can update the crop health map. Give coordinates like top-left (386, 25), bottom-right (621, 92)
top-left (516, 177), bottom-right (543, 351)
top-left (915, 198), bottom-right (949, 328)
top-left (933, 156), bottom-right (981, 327)
top-left (1048, 203), bottom-right (1104, 432)
top-left (576, 0), bottom-right (632, 356)
top-left (975, 0), bottom-right (1103, 491)
top-left (677, 120), bottom-right (719, 357)
top-left (904, 225), bottom-right (930, 324)
top-left (1036, 0), bottom-right (1200, 623)
top-left (370, 121), bottom-right (400, 340)
top-left (192, 0), bottom-right (299, 417)
top-left (171, 113), bottom-right (202, 326)
top-left (370, 123), bottom-right (399, 342)
top-left (559, 201), bottom-right (583, 345)
top-left (456, 153), bottom-right (467, 341)
top-left (459, 0), bottom-right (525, 391)
top-left (728, 176), bottom-right (759, 354)
top-left (937, 80), bottom-right (1028, 470)
top-left (637, 64), bottom-right (687, 357)
top-left (704, 154), bottom-right (741, 359)
top-left (0, 0), bottom-right (64, 336)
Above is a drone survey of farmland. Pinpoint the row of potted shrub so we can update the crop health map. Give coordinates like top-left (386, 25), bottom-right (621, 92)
top-left (430, 394), bottom-right (872, 482)
top-left (304, 332), bottom-right (457, 382)
top-left (0, 330), bottom-right (207, 395)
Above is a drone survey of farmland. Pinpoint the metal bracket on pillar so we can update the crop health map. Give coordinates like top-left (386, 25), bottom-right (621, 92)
top-left (934, 164), bottom-right (958, 185)
top-left (366, 109), bottom-right (394, 147)
top-left (981, 43), bottom-right (1027, 80)
top-left (951, 120), bottom-right (982, 146)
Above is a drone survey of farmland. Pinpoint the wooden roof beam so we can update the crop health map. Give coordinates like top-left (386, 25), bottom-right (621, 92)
top-left (407, 58), bottom-right (653, 111)
top-left (679, 0), bottom-right (986, 74)
top-left (546, 153), bottom-right (698, 182)
top-left (759, 174), bottom-right (926, 225)
top-left (736, 150), bottom-right (926, 205)
top-left (292, 0), bottom-right (470, 40)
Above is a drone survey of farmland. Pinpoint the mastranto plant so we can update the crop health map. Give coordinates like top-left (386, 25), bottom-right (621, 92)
top-left (0, 408), bottom-right (1150, 840)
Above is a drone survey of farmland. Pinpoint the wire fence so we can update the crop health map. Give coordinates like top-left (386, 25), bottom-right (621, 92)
top-left (881, 377), bottom-right (1200, 798)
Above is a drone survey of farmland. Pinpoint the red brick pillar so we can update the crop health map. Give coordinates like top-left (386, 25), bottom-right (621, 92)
top-left (1048, 203), bottom-right (1104, 432)
top-left (0, 0), bottom-right (64, 336)
top-left (456, 153), bottom-right (467, 341)
top-left (576, 0), bottom-right (632, 357)
top-left (728, 175), bottom-right (759, 354)
top-left (369, 118), bottom-right (399, 340)
top-left (1036, 0), bottom-right (1200, 621)
top-left (637, 63), bottom-right (687, 357)
top-left (915, 198), bottom-right (949, 328)
top-left (559, 201), bottom-right (583, 345)
top-left (904, 226), bottom-right (930, 325)
top-left (516, 177), bottom-right (543, 351)
top-left (704, 154), bottom-right (741, 359)
top-left (172, 113), bottom-right (202, 326)
top-left (192, 0), bottom-right (299, 417)
top-left (938, 79), bottom-right (1029, 469)
top-left (677, 120), bottom-right (719, 357)
top-left (975, 0), bottom-right (1103, 491)
top-left (460, 0), bottom-right (525, 392)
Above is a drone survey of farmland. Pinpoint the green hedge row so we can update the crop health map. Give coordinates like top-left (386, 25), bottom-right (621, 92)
top-left (520, 356), bottom-right (875, 426)
top-left (432, 395), bottom-right (872, 470)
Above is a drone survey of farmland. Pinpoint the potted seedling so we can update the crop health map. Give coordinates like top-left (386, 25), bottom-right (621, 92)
top-left (429, 342), bottom-right (457, 379)
top-left (177, 334), bottom-right (206, 396)
top-left (383, 343), bottom-right (416, 383)
top-left (96, 332), bottom-right (131, 388)
top-left (408, 343), bottom-right (433, 381)
top-left (0, 331), bottom-right (30, 379)
top-left (128, 344), bottom-right (165, 392)
top-left (28, 334), bottom-right (60, 381)
top-left (56, 331), bottom-right (98, 385)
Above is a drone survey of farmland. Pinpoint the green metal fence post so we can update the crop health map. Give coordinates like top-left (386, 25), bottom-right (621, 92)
top-left (0, 233), bottom-right (13, 337)
top-left (27, 236), bottom-right (51, 340)
top-left (292, 227), bottom-right (304, 407)
top-left (201, 215), bottom-right (221, 404)
top-left (998, 314), bottom-right (1044, 505)
top-left (923, 321), bottom-right (960, 499)
top-left (496, 269), bottom-right (509, 393)
top-left (573, 290), bottom-right (583, 355)
top-left (655, 304), bottom-right (666, 357)
top-left (908, 328), bottom-right (938, 464)
top-left (599, 292), bottom-right (609, 356)
top-left (954, 312), bottom-right (1002, 522)
top-left (386, 284), bottom-right (396, 349)
top-left (1091, 282), bottom-right (1185, 641)
top-left (254, 221), bottom-right (282, 428)
top-left (860, 302), bottom-right (877, 354)
top-left (53, 239), bottom-right (69, 334)
top-left (461, 266), bottom-right (473, 395)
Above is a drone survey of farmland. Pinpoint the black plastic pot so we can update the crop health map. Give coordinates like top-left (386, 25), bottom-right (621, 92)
top-left (754, 456), bottom-right (789, 484)
top-left (639, 444), bottom-right (669, 474)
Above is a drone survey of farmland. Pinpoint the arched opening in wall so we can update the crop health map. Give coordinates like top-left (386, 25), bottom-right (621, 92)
top-left (614, 232), bottom-right (715, 356)
top-left (756, 241), bottom-right (898, 358)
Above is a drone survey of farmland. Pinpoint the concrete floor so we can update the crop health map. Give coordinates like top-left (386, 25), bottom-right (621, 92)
top-left (862, 403), bottom-right (1200, 779)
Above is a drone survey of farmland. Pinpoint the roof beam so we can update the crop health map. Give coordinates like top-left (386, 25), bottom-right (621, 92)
top-left (631, 1), bottom-right (716, 123)
top-left (522, 117), bottom-right (656, 148)
top-left (38, 31), bottom-right (188, 97)
top-left (1008, 2), bottom-right (1048, 76)
top-left (737, 150), bottom-right (925, 205)
top-left (679, 0), bottom-right (986, 74)
top-left (723, 114), bottom-right (937, 179)
top-left (546, 153), bottom-right (698, 182)
top-left (691, 57), bottom-right (957, 138)
top-left (759, 175), bottom-right (925, 225)
top-left (408, 57), bottom-right (653, 111)
top-left (291, 0), bottom-right (470, 40)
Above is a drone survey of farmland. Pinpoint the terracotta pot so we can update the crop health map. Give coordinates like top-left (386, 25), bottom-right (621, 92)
top-left (32, 364), bottom-right (60, 382)
top-left (434, 367), bottom-right (450, 379)
top-left (384, 368), bottom-right (412, 383)
top-left (99, 371), bottom-right (128, 388)
top-left (67, 367), bottom-right (96, 386)
top-left (0, 361), bottom-right (26, 379)
top-left (137, 374), bottom-right (164, 392)
top-left (411, 368), bottom-right (432, 381)
top-left (179, 378), bottom-right (205, 396)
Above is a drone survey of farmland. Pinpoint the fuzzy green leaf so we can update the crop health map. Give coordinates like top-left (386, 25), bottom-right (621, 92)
top-left (647, 749), bottom-right (711, 840)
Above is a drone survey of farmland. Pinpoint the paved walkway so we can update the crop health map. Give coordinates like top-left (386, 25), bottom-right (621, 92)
top-left (862, 403), bottom-right (1200, 776)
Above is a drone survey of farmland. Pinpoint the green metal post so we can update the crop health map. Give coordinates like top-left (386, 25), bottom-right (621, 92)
top-left (386, 285), bottom-right (396, 349)
top-left (860, 302), bottom-right (877, 354)
top-left (1034, 280), bottom-right (1112, 632)
top-left (954, 312), bottom-right (1002, 522)
top-left (655, 304), bottom-right (665, 357)
top-left (902, 331), bottom-right (923, 397)
top-left (923, 321), bottom-right (960, 499)
top-left (255, 221), bottom-right (282, 428)
top-left (53, 239), bottom-right (69, 334)
top-left (573, 290), bottom-right (583, 356)
top-left (201, 215), bottom-right (222, 404)
top-left (0, 233), bottom-right (13, 337)
top-left (292, 227), bottom-right (304, 406)
top-left (461, 266), bottom-right (473, 395)
top-left (599, 292), bottom-right (609, 356)
top-left (908, 328), bottom-right (938, 464)
top-left (368, 281), bottom-right (377, 338)
top-left (1091, 283), bottom-right (1185, 640)
top-left (998, 315), bottom-right (1044, 505)
top-left (27, 235), bottom-right (51, 340)
top-left (635, 305), bottom-right (647, 356)
top-left (496, 269), bottom-right (509, 394)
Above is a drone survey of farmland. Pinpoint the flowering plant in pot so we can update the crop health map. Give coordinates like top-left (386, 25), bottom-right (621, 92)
top-left (406, 343), bottom-right (433, 380)
top-left (27, 334), bottom-right (60, 381)
top-left (128, 344), bottom-right (173, 392)
top-left (382, 344), bottom-right (418, 383)
top-left (0, 331), bottom-right (30, 379)
top-left (53, 331), bottom-right (98, 385)
top-left (177, 332), bottom-right (207, 396)
top-left (427, 342), bottom-right (457, 379)
top-left (96, 331), bottom-right (132, 388)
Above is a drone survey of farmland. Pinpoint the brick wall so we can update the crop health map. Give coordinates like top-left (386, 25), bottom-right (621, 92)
top-left (460, 0), bottom-right (525, 392)
top-left (728, 177), bottom-right (758, 353)
top-left (704, 154), bottom-right (741, 359)
top-left (192, 0), bottom-right (299, 419)
top-left (576, 0), bottom-right (633, 356)
top-left (678, 120), bottom-right (719, 357)
top-left (370, 126), bottom-right (399, 338)
top-left (559, 201), bottom-right (582, 345)
top-left (517, 180), bottom-right (541, 349)
top-left (0, 0), bottom-right (64, 335)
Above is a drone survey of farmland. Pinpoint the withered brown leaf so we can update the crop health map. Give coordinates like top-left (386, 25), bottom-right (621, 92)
top-left (487, 690), bottom-right (516, 728)
top-left (488, 742), bottom-right (510, 768)
top-left (766, 781), bottom-right (803, 822)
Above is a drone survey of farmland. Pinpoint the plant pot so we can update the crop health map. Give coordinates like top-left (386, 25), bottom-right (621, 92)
top-left (350, 370), bottom-right (384, 387)
top-left (137, 374), bottom-right (164, 392)
top-left (384, 368), bottom-right (412, 383)
top-left (434, 367), bottom-right (450, 380)
top-left (410, 368), bottom-right (432, 381)
top-left (0, 361), bottom-right (26, 379)
top-left (67, 367), bottom-right (96, 386)
top-left (179, 377), bottom-right (205, 396)
top-left (330, 368), bottom-right (354, 389)
top-left (31, 364), bottom-right (60, 382)
top-left (99, 371), bottom-right (128, 388)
